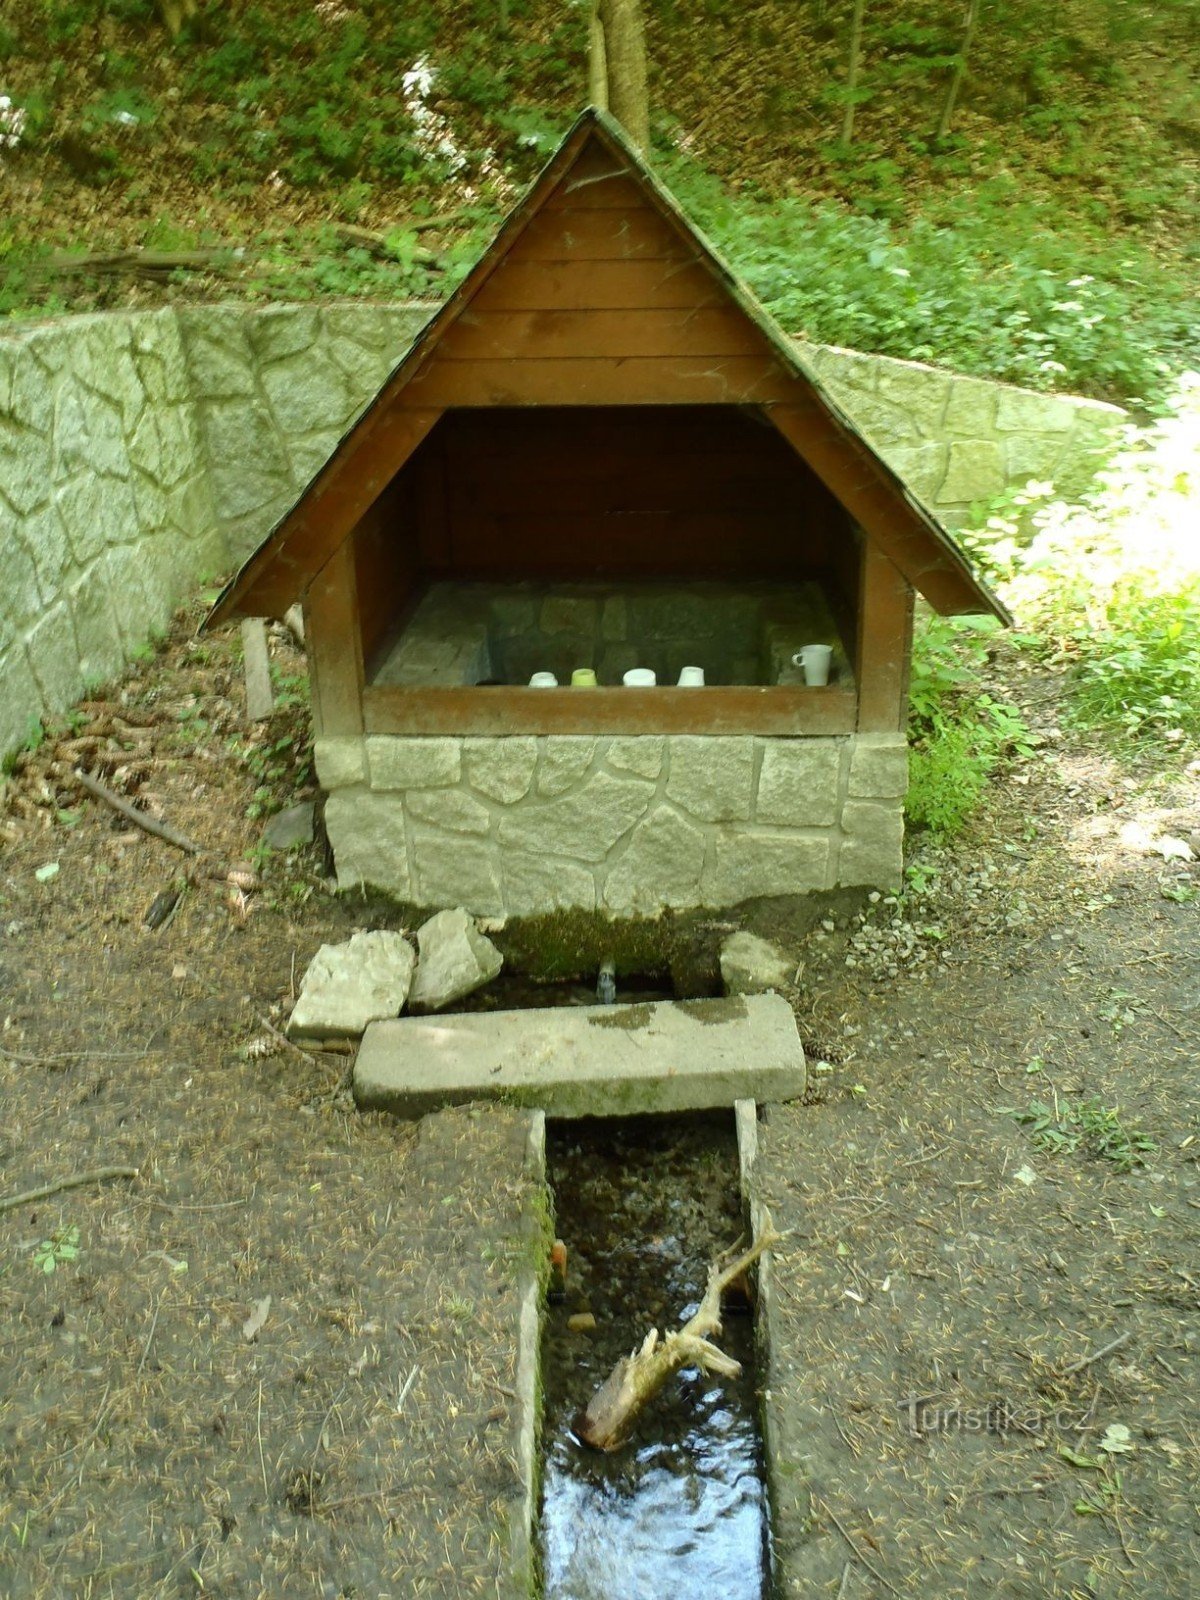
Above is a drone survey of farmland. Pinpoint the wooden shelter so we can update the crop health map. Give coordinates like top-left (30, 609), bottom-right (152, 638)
top-left (206, 109), bottom-right (1006, 914)
top-left (208, 107), bottom-right (1003, 744)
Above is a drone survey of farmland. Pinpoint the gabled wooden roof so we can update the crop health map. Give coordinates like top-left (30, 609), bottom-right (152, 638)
top-left (207, 107), bottom-right (1007, 628)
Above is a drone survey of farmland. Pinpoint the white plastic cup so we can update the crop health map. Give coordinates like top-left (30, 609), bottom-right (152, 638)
top-left (528, 671), bottom-right (558, 687)
top-left (622, 668), bottom-right (657, 687)
top-left (677, 666), bottom-right (705, 686)
top-left (793, 644), bottom-right (833, 686)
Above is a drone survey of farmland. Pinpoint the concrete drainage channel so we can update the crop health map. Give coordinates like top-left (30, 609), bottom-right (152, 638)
top-left (351, 982), bottom-right (799, 1600)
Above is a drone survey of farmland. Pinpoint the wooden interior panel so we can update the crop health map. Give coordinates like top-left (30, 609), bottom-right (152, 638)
top-left (354, 474), bottom-right (421, 675)
top-left (503, 201), bottom-right (687, 262)
top-left (384, 406), bottom-right (848, 583)
top-left (363, 684), bottom-right (857, 737)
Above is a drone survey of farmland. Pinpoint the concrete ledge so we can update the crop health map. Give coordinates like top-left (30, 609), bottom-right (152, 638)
top-left (354, 994), bottom-right (806, 1118)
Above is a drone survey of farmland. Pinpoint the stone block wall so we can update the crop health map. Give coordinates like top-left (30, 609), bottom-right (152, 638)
top-left (376, 579), bottom-right (847, 688)
top-left (174, 302), bottom-right (432, 562)
top-left (316, 730), bottom-right (908, 915)
top-left (800, 342), bottom-right (1126, 520)
top-left (0, 309), bottom-right (225, 760)
top-left (1, 298), bottom-right (1127, 764)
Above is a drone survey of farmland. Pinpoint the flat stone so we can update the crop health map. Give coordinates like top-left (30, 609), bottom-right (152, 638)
top-left (603, 807), bottom-right (706, 915)
top-left (464, 737), bottom-right (538, 803)
top-left (536, 737), bottom-right (596, 796)
top-left (847, 734), bottom-right (909, 799)
top-left (720, 932), bottom-right (796, 996)
top-left (503, 852), bottom-right (596, 916)
top-left (705, 831), bottom-right (832, 904)
top-left (838, 799), bottom-right (904, 889)
top-left (325, 788), bottom-right (412, 896)
top-left (665, 737), bottom-right (754, 823)
top-left (288, 929), bottom-right (415, 1040)
top-left (409, 907), bottom-right (503, 1012)
top-left (497, 770), bottom-right (651, 861)
top-left (606, 735), bottom-right (664, 781)
top-left (261, 800), bottom-right (315, 851)
top-left (368, 736), bottom-right (461, 789)
top-left (409, 833), bottom-right (504, 917)
top-left (314, 736), bottom-right (368, 790)
top-left (756, 740), bottom-right (841, 827)
top-left (405, 788), bottom-right (492, 835)
top-left (939, 440), bottom-right (1006, 504)
top-left (355, 993), bottom-right (806, 1118)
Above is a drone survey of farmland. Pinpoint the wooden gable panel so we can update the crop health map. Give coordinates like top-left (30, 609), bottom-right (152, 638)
top-left (401, 356), bottom-right (796, 409)
top-left (496, 197), bottom-right (691, 263)
top-left (479, 259), bottom-right (727, 312)
top-left (437, 307), bottom-right (773, 363)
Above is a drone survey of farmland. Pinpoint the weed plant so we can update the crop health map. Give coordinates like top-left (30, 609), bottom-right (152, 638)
top-left (905, 614), bottom-right (1035, 837)
top-left (968, 373), bottom-right (1200, 745)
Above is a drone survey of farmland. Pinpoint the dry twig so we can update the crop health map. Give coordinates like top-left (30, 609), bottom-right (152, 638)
top-left (75, 767), bottom-right (201, 854)
top-left (0, 1165), bottom-right (140, 1213)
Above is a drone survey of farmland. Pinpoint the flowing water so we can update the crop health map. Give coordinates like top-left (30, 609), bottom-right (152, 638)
top-left (539, 1115), bottom-right (769, 1600)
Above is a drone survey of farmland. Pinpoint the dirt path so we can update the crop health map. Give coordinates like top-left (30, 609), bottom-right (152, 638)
top-left (1, 601), bottom-right (1196, 1596)
top-left (754, 706), bottom-right (1200, 1596)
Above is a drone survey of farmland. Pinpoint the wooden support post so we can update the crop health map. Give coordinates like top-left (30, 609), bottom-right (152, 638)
top-left (305, 541), bottom-right (365, 739)
top-left (241, 619), bottom-right (274, 721)
top-left (856, 541), bottom-right (914, 733)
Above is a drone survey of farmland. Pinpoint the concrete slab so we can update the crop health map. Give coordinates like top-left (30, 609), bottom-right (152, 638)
top-left (354, 994), bottom-right (806, 1118)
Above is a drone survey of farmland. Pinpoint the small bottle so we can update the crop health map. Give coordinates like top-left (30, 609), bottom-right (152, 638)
top-left (596, 960), bottom-right (617, 1005)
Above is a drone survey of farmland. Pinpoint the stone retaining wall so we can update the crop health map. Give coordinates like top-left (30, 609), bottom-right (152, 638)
top-left (1, 299), bottom-right (1127, 763)
top-left (316, 730), bottom-right (909, 915)
top-left (0, 309), bottom-right (225, 759)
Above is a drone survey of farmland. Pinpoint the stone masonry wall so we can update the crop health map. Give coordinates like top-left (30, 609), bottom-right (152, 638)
top-left (1, 298), bottom-right (1126, 762)
top-left (0, 309), bottom-right (225, 761)
top-left (315, 730), bottom-right (908, 915)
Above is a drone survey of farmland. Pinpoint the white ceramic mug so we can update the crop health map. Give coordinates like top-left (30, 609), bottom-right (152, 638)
top-left (793, 644), bottom-right (833, 686)
top-left (677, 666), bottom-right (705, 686)
top-left (529, 671), bottom-right (558, 687)
top-left (623, 668), bottom-right (657, 687)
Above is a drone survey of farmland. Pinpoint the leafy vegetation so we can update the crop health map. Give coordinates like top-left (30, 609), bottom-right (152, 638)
top-left (0, 0), bottom-right (1195, 404)
top-left (904, 615), bottom-right (1036, 837)
top-left (967, 374), bottom-right (1200, 743)
top-left (664, 157), bottom-right (1198, 406)
top-left (1005, 1095), bottom-right (1157, 1172)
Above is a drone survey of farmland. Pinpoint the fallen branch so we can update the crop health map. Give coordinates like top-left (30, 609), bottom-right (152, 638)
top-left (576, 1228), bottom-right (781, 1451)
top-left (49, 247), bottom-right (236, 278)
top-left (1060, 1330), bottom-right (1132, 1376)
top-left (328, 223), bottom-right (441, 265)
top-left (74, 767), bottom-right (201, 855)
top-left (1, 1165), bottom-right (140, 1213)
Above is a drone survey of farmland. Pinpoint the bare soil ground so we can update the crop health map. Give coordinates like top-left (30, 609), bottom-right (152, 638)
top-left (1, 597), bottom-right (1197, 1597)
top-left (753, 676), bottom-right (1200, 1596)
top-left (0, 601), bottom-right (545, 1599)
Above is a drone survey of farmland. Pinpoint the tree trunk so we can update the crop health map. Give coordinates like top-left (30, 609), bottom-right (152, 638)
top-left (597, 0), bottom-right (650, 152)
top-left (575, 1230), bottom-right (780, 1452)
top-left (588, 0), bottom-right (610, 112)
top-left (935, 0), bottom-right (980, 142)
top-left (840, 0), bottom-right (867, 147)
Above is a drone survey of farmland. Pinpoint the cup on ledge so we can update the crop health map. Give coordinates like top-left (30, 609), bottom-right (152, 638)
top-left (528, 671), bottom-right (558, 687)
top-left (793, 644), bottom-right (833, 686)
top-left (677, 666), bottom-right (705, 687)
top-left (622, 667), bottom-right (657, 687)
top-left (570, 667), bottom-right (598, 687)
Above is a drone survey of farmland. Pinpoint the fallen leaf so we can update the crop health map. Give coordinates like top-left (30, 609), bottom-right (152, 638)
top-left (242, 1295), bottom-right (272, 1342)
top-left (1014, 1164), bottom-right (1038, 1186)
top-left (1099, 1422), bottom-right (1134, 1455)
